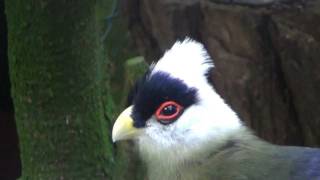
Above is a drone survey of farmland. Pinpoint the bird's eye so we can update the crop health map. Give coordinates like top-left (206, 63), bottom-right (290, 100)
top-left (155, 101), bottom-right (183, 124)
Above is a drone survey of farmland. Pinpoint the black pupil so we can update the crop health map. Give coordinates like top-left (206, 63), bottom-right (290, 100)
top-left (161, 105), bottom-right (177, 116)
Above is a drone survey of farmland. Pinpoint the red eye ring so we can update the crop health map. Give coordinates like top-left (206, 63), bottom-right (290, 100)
top-left (155, 101), bottom-right (183, 123)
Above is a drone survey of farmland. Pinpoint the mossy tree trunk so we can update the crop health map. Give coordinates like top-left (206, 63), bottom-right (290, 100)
top-left (5, 1), bottom-right (114, 179)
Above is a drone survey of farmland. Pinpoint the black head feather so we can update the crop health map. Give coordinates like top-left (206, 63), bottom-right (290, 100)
top-left (128, 71), bottom-right (198, 128)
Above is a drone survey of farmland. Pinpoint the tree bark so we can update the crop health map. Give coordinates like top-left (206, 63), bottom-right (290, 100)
top-left (122, 0), bottom-right (320, 146)
top-left (5, 1), bottom-right (113, 179)
top-left (0, 0), bottom-right (21, 179)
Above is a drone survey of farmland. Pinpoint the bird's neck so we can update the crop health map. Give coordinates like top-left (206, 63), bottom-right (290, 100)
top-left (140, 126), bottom-right (264, 180)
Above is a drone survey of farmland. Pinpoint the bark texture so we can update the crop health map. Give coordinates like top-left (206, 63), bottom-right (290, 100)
top-left (122, 0), bottom-right (320, 146)
top-left (5, 1), bottom-right (113, 179)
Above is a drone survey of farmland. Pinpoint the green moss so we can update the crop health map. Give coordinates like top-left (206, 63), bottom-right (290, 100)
top-left (6, 1), bottom-right (113, 179)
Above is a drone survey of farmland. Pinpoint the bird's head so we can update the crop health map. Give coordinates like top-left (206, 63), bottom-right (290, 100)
top-left (112, 38), bottom-right (243, 165)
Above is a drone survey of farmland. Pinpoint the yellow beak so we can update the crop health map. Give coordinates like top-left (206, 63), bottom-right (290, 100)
top-left (112, 106), bottom-right (142, 142)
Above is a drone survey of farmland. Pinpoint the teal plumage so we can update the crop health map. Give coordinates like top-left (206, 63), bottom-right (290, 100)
top-left (189, 137), bottom-right (320, 180)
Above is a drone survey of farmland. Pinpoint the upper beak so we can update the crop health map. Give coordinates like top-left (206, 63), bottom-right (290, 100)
top-left (112, 106), bottom-right (142, 142)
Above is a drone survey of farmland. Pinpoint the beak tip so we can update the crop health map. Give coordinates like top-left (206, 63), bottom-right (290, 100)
top-left (111, 106), bottom-right (141, 142)
top-left (111, 129), bottom-right (119, 143)
top-left (112, 135), bottom-right (117, 143)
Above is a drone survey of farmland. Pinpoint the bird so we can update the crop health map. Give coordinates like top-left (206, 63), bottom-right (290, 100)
top-left (112, 38), bottom-right (320, 180)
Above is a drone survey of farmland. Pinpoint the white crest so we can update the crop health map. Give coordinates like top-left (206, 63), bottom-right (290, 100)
top-left (151, 38), bottom-right (213, 88)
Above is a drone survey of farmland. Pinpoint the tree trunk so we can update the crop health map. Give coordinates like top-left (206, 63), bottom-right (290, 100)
top-left (122, 0), bottom-right (320, 147)
top-left (5, 1), bottom-right (113, 179)
top-left (0, 0), bottom-right (21, 179)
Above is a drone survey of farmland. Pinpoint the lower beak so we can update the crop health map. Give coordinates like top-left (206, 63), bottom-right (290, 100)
top-left (112, 106), bottom-right (142, 142)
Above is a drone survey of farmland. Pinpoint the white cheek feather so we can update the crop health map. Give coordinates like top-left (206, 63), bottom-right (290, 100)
top-left (137, 39), bottom-right (246, 178)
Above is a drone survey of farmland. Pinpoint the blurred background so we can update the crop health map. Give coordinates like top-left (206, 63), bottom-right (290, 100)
top-left (1, 0), bottom-right (320, 179)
